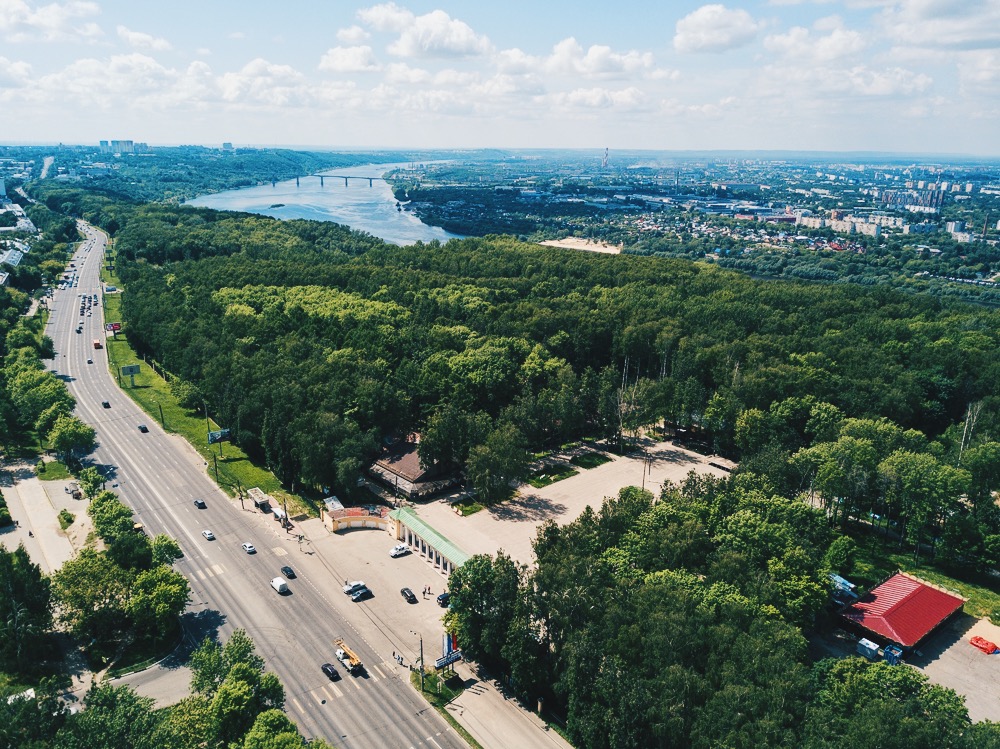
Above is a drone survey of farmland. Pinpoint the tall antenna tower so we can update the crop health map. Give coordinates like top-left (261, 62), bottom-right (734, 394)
top-left (602, 147), bottom-right (609, 169)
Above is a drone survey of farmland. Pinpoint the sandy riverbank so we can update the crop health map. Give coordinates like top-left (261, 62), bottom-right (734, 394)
top-left (538, 237), bottom-right (622, 254)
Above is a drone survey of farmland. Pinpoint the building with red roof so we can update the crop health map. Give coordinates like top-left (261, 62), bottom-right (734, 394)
top-left (840, 572), bottom-right (965, 649)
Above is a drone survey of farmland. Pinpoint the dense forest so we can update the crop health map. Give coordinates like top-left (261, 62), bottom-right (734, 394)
top-left (23, 183), bottom-right (1000, 746)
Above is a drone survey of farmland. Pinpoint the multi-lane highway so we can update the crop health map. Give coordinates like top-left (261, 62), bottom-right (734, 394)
top-left (46, 222), bottom-right (465, 749)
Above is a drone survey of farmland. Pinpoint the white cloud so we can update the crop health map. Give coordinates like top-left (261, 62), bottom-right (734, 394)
top-left (336, 25), bottom-right (369, 44)
top-left (357, 2), bottom-right (413, 32)
top-left (545, 38), bottom-right (655, 76)
top-left (35, 53), bottom-right (175, 108)
top-left (318, 45), bottom-right (380, 73)
top-left (383, 62), bottom-right (431, 84)
top-left (0, 56), bottom-right (32, 88)
top-left (759, 61), bottom-right (932, 97)
top-left (764, 24), bottom-right (866, 62)
top-left (117, 25), bottom-right (172, 51)
top-left (674, 4), bottom-right (762, 53)
top-left (550, 86), bottom-right (648, 111)
top-left (877, 0), bottom-right (1000, 51)
top-left (0, 0), bottom-right (102, 42)
top-left (358, 4), bottom-right (490, 58)
top-left (217, 58), bottom-right (306, 106)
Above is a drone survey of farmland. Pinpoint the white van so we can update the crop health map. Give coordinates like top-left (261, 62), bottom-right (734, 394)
top-left (270, 577), bottom-right (289, 594)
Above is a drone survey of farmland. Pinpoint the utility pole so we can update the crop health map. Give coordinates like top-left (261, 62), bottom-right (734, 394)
top-left (212, 453), bottom-right (220, 483)
top-left (156, 401), bottom-right (165, 428)
top-left (411, 630), bottom-right (424, 691)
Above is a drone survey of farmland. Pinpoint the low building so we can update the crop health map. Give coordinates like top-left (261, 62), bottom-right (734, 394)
top-left (840, 572), bottom-right (965, 650)
top-left (368, 440), bottom-right (458, 500)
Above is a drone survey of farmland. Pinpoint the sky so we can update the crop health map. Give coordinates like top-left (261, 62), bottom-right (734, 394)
top-left (1, 0), bottom-right (999, 155)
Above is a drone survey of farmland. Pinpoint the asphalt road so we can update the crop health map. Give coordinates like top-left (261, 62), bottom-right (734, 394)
top-left (46, 222), bottom-right (465, 749)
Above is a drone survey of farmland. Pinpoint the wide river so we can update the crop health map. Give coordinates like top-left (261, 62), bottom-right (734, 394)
top-left (188, 162), bottom-right (460, 246)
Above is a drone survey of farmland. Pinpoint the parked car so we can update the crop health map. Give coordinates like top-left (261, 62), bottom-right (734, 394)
top-left (400, 587), bottom-right (417, 604)
top-left (437, 592), bottom-right (451, 608)
top-left (241, 543), bottom-right (256, 554)
top-left (389, 544), bottom-right (409, 558)
top-left (343, 580), bottom-right (366, 595)
top-left (202, 530), bottom-right (215, 540)
top-left (321, 663), bottom-right (340, 681)
top-left (193, 498), bottom-right (207, 508)
top-left (280, 565), bottom-right (295, 579)
top-left (351, 587), bottom-right (373, 602)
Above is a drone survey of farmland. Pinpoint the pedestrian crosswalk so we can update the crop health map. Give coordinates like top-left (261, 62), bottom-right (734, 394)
top-left (194, 563), bottom-right (226, 580)
top-left (309, 661), bottom-right (392, 704)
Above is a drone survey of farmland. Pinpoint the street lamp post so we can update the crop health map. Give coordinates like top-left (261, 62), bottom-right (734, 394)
top-left (410, 630), bottom-right (424, 691)
top-left (154, 400), bottom-right (165, 428)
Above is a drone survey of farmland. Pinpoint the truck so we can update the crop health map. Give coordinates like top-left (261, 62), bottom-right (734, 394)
top-left (334, 638), bottom-right (363, 674)
top-left (93, 339), bottom-right (102, 349)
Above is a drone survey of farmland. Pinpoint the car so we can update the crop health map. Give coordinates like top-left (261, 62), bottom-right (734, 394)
top-left (400, 587), bottom-right (417, 604)
top-left (270, 577), bottom-right (289, 594)
top-left (202, 530), bottom-right (215, 540)
top-left (193, 498), bottom-right (207, 508)
top-left (351, 587), bottom-right (373, 602)
top-left (437, 592), bottom-right (451, 608)
top-left (280, 565), bottom-right (295, 579)
top-left (86, 358), bottom-right (93, 364)
top-left (321, 663), bottom-right (340, 681)
top-left (137, 424), bottom-right (149, 433)
top-left (390, 544), bottom-right (409, 558)
top-left (101, 400), bottom-right (110, 408)
top-left (241, 543), bottom-right (256, 554)
top-left (343, 580), bottom-right (366, 595)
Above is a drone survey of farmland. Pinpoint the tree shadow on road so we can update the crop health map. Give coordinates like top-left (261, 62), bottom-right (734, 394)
top-left (487, 493), bottom-right (568, 522)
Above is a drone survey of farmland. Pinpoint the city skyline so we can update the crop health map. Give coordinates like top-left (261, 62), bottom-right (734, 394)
top-left (1, 1), bottom-right (999, 155)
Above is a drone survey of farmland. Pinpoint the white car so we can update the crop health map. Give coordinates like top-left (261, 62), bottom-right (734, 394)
top-left (242, 543), bottom-right (256, 554)
top-left (202, 530), bottom-right (215, 540)
top-left (389, 544), bottom-right (409, 558)
top-left (343, 580), bottom-right (366, 595)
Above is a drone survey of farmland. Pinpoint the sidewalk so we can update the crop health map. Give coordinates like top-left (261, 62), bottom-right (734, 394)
top-left (0, 462), bottom-right (76, 574)
top-left (445, 662), bottom-right (572, 749)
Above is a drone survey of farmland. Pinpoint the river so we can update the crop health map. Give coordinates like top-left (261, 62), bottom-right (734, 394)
top-left (188, 162), bottom-right (460, 246)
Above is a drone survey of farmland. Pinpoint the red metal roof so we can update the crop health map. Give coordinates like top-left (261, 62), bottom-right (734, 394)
top-left (842, 573), bottom-right (964, 647)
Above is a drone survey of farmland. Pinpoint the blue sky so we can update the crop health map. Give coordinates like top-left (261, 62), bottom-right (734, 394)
top-left (1, 1), bottom-right (998, 154)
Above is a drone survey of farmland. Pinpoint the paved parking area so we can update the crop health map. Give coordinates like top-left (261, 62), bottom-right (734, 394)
top-left (417, 440), bottom-right (732, 564)
top-left (910, 614), bottom-right (1000, 722)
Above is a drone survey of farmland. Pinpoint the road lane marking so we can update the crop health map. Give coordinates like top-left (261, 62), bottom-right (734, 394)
top-left (330, 683), bottom-right (343, 698)
top-left (292, 697), bottom-right (304, 714)
top-left (196, 570), bottom-right (206, 580)
top-left (273, 547), bottom-right (288, 556)
top-left (369, 663), bottom-right (385, 679)
top-left (212, 563), bottom-right (225, 576)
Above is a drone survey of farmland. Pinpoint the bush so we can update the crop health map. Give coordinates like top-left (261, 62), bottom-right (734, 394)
top-left (58, 509), bottom-right (75, 530)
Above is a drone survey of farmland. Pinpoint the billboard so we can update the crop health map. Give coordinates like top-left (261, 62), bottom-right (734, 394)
top-left (120, 364), bottom-right (140, 376)
top-left (208, 428), bottom-right (231, 444)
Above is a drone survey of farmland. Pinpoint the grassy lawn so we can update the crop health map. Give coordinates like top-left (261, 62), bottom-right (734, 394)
top-left (850, 528), bottom-right (1000, 623)
top-left (103, 624), bottom-right (183, 678)
top-left (99, 282), bottom-right (315, 517)
top-left (453, 500), bottom-right (485, 516)
top-left (57, 509), bottom-right (75, 530)
top-left (36, 459), bottom-right (72, 481)
top-left (570, 451), bottom-right (612, 470)
top-left (410, 669), bottom-right (483, 749)
top-left (526, 463), bottom-right (579, 489)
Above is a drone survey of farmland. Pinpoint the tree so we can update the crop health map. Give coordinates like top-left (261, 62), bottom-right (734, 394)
top-left (76, 466), bottom-right (104, 499)
top-left (148, 695), bottom-right (214, 749)
top-left (191, 629), bottom-right (266, 697)
top-left (240, 709), bottom-right (302, 749)
top-left (47, 414), bottom-right (96, 462)
top-left (53, 683), bottom-right (158, 749)
top-left (150, 534), bottom-right (183, 566)
top-left (210, 663), bottom-right (285, 747)
top-left (466, 423), bottom-right (528, 504)
top-left (51, 548), bottom-right (131, 644)
top-left (0, 545), bottom-right (52, 673)
top-left (0, 678), bottom-right (69, 748)
top-left (129, 564), bottom-right (190, 641)
top-left (445, 552), bottom-right (525, 667)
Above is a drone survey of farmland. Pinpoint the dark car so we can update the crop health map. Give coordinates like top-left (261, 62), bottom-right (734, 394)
top-left (321, 663), bottom-right (340, 681)
top-left (400, 587), bottom-right (417, 604)
top-left (101, 400), bottom-right (110, 408)
top-left (280, 565), bottom-right (295, 579)
top-left (437, 592), bottom-right (451, 608)
top-left (137, 424), bottom-right (149, 433)
top-left (193, 498), bottom-right (207, 509)
top-left (351, 587), bottom-right (373, 602)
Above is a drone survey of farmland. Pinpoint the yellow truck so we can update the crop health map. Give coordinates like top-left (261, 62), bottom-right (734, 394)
top-left (334, 638), bottom-right (363, 674)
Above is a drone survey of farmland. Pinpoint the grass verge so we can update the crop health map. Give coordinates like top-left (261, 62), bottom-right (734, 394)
top-left (570, 451), bottom-right (612, 469)
top-left (409, 670), bottom-right (483, 749)
top-left (98, 291), bottom-right (312, 517)
top-left (527, 464), bottom-right (579, 489)
top-left (453, 500), bottom-right (485, 516)
top-left (36, 459), bottom-right (71, 481)
top-left (57, 509), bottom-right (74, 530)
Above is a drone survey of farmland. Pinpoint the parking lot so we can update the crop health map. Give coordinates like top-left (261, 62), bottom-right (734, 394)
top-left (417, 439), bottom-right (733, 564)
